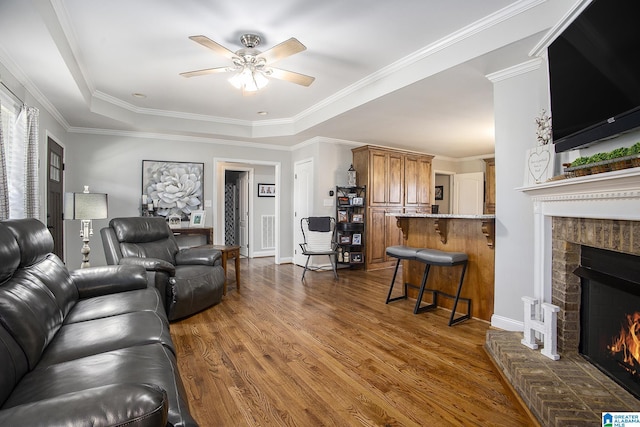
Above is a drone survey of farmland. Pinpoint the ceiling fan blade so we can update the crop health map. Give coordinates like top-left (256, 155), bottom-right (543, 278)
top-left (180, 67), bottom-right (229, 78)
top-left (269, 68), bottom-right (315, 87)
top-left (259, 38), bottom-right (306, 64)
top-left (188, 35), bottom-right (237, 60)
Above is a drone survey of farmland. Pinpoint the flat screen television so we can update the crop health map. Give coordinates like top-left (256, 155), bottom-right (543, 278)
top-left (549, 0), bottom-right (640, 153)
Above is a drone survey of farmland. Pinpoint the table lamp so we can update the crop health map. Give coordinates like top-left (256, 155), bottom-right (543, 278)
top-left (64, 185), bottom-right (108, 268)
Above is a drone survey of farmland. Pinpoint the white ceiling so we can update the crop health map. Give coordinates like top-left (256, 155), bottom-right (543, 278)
top-left (0, 0), bottom-right (563, 158)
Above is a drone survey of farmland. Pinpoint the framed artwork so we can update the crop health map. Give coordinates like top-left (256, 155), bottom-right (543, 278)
top-left (351, 252), bottom-right (363, 263)
top-left (352, 233), bottom-right (362, 245)
top-left (190, 210), bottom-right (206, 227)
top-left (258, 183), bottom-right (276, 197)
top-left (351, 197), bottom-right (364, 206)
top-left (339, 235), bottom-right (351, 244)
top-left (351, 213), bottom-right (364, 223)
top-left (435, 185), bottom-right (444, 200)
top-left (337, 210), bottom-right (348, 222)
top-left (524, 144), bottom-right (555, 185)
top-left (142, 160), bottom-right (203, 220)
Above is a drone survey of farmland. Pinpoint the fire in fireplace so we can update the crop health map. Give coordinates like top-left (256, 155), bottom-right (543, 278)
top-left (576, 246), bottom-right (640, 399)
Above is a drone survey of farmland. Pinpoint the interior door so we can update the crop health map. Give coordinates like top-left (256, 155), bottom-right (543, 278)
top-left (238, 172), bottom-right (249, 257)
top-left (293, 159), bottom-right (313, 267)
top-left (453, 172), bottom-right (484, 215)
top-left (47, 137), bottom-right (64, 260)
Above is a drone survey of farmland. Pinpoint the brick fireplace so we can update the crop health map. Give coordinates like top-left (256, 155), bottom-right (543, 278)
top-left (486, 168), bottom-right (640, 426)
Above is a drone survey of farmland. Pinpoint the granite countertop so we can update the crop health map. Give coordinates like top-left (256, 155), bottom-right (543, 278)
top-left (386, 213), bottom-right (496, 219)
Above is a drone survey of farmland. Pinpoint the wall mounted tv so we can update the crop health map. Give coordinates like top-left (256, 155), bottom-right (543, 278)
top-left (549, 0), bottom-right (640, 153)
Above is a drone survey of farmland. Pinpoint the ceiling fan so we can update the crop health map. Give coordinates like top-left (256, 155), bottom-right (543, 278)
top-left (180, 34), bottom-right (315, 93)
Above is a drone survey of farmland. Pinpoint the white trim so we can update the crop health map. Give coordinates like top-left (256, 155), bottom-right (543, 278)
top-left (491, 314), bottom-right (524, 331)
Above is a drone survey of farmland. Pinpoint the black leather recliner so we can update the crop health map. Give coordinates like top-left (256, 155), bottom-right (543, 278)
top-left (0, 218), bottom-right (198, 426)
top-left (101, 217), bottom-right (225, 321)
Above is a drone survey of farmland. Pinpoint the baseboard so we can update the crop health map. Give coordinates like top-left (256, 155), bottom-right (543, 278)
top-left (491, 314), bottom-right (524, 331)
top-left (252, 250), bottom-right (275, 258)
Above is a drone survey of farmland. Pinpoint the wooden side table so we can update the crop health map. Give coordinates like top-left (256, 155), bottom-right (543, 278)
top-left (211, 245), bottom-right (240, 295)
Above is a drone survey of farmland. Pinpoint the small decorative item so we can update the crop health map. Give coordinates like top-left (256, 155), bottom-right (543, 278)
top-left (351, 197), bottom-right (364, 206)
top-left (352, 233), bottom-right (362, 245)
top-left (338, 196), bottom-right (350, 206)
top-left (351, 252), bottom-right (363, 263)
top-left (258, 183), bottom-right (276, 197)
top-left (189, 210), bottom-right (205, 227)
top-left (167, 214), bottom-right (182, 229)
top-left (535, 109), bottom-right (552, 146)
top-left (351, 213), bottom-right (364, 223)
top-left (337, 247), bottom-right (343, 262)
top-left (337, 210), bottom-right (348, 222)
top-left (435, 185), bottom-right (444, 201)
top-left (340, 235), bottom-right (351, 244)
top-left (343, 251), bottom-right (350, 263)
top-left (347, 164), bottom-right (357, 187)
top-left (521, 296), bottom-right (560, 360)
top-left (525, 145), bottom-right (555, 185)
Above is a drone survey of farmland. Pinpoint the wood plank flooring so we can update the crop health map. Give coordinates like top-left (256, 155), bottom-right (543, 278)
top-left (170, 258), bottom-right (533, 426)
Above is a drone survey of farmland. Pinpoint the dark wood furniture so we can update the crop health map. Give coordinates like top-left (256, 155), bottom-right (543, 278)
top-left (352, 145), bottom-right (434, 270)
top-left (172, 227), bottom-right (213, 246)
top-left (210, 244), bottom-right (241, 295)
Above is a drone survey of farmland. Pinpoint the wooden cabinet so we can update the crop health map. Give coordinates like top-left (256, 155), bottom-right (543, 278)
top-left (404, 154), bottom-right (432, 208)
top-left (484, 158), bottom-right (495, 214)
top-left (354, 147), bottom-right (404, 206)
top-left (352, 146), bottom-right (434, 270)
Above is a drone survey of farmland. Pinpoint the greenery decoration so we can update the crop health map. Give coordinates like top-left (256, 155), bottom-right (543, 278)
top-left (570, 142), bottom-right (640, 167)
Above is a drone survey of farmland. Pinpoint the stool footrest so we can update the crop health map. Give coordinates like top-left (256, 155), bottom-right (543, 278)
top-left (433, 290), bottom-right (472, 326)
top-left (414, 287), bottom-right (438, 314)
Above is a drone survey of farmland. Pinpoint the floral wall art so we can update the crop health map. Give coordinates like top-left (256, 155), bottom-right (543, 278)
top-left (142, 160), bottom-right (203, 220)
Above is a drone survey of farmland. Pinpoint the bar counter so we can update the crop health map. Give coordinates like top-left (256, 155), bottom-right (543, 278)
top-left (387, 213), bottom-right (495, 321)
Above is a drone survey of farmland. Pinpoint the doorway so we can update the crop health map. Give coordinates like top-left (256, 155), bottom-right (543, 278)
top-left (224, 169), bottom-right (250, 257)
top-left (47, 137), bottom-right (64, 260)
top-left (293, 158), bottom-right (313, 267)
top-left (215, 158), bottom-right (280, 263)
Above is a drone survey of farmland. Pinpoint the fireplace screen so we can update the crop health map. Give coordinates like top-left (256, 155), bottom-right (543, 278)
top-left (577, 246), bottom-right (640, 399)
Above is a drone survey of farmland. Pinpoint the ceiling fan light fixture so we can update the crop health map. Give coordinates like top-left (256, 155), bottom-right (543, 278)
top-left (229, 66), bottom-right (269, 92)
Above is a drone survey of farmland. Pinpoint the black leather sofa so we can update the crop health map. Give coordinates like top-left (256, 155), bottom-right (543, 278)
top-left (101, 217), bottom-right (225, 321)
top-left (0, 218), bottom-right (198, 426)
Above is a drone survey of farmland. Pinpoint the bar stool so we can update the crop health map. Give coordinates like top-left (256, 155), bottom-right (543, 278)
top-left (414, 249), bottom-right (470, 326)
top-left (385, 245), bottom-right (421, 303)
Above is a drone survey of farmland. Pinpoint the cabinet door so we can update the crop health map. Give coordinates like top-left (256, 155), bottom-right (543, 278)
top-left (405, 155), bottom-right (432, 208)
top-left (387, 153), bottom-right (403, 205)
top-left (367, 208), bottom-right (387, 264)
top-left (369, 151), bottom-right (388, 206)
top-left (384, 207), bottom-right (403, 261)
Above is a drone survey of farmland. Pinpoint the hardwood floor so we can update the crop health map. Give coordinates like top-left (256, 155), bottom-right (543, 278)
top-left (170, 258), bottom-right (533, 426)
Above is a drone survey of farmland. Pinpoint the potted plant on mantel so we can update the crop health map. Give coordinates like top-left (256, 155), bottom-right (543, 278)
top-left (564, 142), bottom-right (640, 177)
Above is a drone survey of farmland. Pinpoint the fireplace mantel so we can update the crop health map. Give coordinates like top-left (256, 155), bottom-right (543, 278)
top-left (518, 167), bottom-right (640, 304)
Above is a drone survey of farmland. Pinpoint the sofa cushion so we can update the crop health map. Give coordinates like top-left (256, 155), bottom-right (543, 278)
top-left (111, 217), bottom-right (180, 264)
top-left (0, 224), bottom-right (20, 283)
top-left (3, 344), bottom-right (198, 427)
top-left (0, 383), bottom-right (168, 427)
top-left (64, 287), bottom-right (166, 325)
top-left (2, 218), bottom-right (54, 268)
top-left (0, 325), bottom-right (29, 407)
top-left (37, 310), bottom-right (174, 368)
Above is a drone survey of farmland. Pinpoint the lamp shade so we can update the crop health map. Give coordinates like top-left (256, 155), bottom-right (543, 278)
top-left (64, 192), bottom-right (108, 220)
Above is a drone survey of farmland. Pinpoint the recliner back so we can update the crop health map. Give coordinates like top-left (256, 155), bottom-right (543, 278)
top-left (0, 219), bottom-right (78, 383)
top-left (107, 217), bottom-right (179, 265)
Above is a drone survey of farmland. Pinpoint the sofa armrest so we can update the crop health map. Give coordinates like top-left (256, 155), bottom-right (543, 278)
top-left (70, 265), bottom-right (148, 299)
top-left (119, 256), bottom-right (176, 275)
top-left (0, 383), bottom-right (168, 427)
top-left (175, 247), bottom-right (222, 266)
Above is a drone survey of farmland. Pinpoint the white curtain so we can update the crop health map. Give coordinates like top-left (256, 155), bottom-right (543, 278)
top-left (0, 91), bottom-right (39, 219)
top-left (0, 100), bottom-right (8, 220)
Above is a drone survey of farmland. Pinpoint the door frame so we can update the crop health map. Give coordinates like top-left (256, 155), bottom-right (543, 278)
top-left (214, 157), bottom-right (281, 263)
top-left (293, 158), bottom-right (314, 267)
top-left (46, 132), bottom-right (65, 260)
top-left (433, 169), bottom-right (455, 213)
top-left (223, 168), bottom-right (252, 257)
